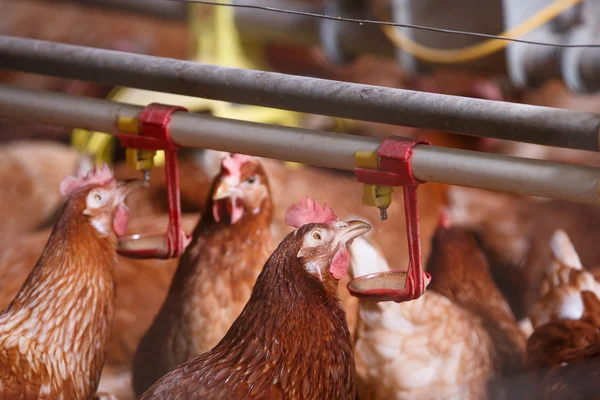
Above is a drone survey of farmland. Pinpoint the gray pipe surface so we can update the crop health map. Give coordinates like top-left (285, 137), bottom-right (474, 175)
top-left (234, 0), bottom-right (321, 46)
top-left (234, 0), bottom-right (394, 56)
top-left (0, 84), bottom-right (598, 205)
top-left (412, 147), bottom-right (599, 205)
top-left (1, 35), bottom-right (599, 152)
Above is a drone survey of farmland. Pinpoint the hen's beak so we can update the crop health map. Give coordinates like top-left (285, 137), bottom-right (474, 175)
top-left (336, 220), bottom-right (372, 245)
top-left (212, 180), bottom-right (239, 200)
top-left (117, 179), bottom-right (148, 200)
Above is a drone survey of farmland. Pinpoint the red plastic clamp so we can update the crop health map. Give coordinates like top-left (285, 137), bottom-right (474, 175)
top-left (354, 137), bottom-right (429, 187)
top-left (353, 136), bottom-right (431, 302)
top-left (117, 103), bottom-right (191, 259)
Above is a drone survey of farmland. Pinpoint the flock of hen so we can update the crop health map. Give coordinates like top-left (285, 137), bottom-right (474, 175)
top-left (3, 1), bottom-right (600, 398)
top-left (0, 132), bottom-right (598, 400)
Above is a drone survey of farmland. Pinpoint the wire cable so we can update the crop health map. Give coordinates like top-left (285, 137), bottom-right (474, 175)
top-left (168, 0), bottom-right (600, 49)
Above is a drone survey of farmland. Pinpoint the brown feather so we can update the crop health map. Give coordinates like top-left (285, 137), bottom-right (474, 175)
top-left (0, 213), bottom-right (199, 400)
top-left (527, 292), bottom-right (600, 399)
top-left (426, 226), bottom-right (527, 396)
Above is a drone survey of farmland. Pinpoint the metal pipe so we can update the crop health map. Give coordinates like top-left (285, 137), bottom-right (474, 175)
top-left (412, 146), bottom-right (599, 205)
top-left (234, 0), bottom-right (394, 57)
top-left (233, 0), bottom-right (321, 47)
top-left (1, 35), bottom-right (599, 152)
top-left (48, 0), bottom-right (188, 20)
top-left (0, 85), bottom-right (140, 135)
top-left (170, 113), bottom-right (380, 170)
top-left (0, 84), bottom-right (599, 205)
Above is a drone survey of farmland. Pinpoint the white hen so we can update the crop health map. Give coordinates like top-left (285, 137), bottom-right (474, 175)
top-left (350, 235), bottom-right (494, 400)
top-left (528, 229), bottom-right (600, 329)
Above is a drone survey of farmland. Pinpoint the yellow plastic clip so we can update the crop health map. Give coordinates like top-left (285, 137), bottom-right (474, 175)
top-left (119, 116), bottom-right (157, 172)
top-left (362, 184), bottom-right (394, 209)
top-left (355, 150), bottom-right (379, 170)
top-left (71, 129), bottom-right (115, 166)
top-left (355, 150), bottom-right (394, 220)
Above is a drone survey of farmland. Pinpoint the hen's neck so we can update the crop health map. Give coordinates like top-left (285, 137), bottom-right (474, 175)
top-left (0, 207), bottom-right (117, 397)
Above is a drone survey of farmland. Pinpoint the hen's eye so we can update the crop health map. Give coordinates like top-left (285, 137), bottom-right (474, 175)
top-left (312, 231), bottom-right (322, 241)
top-left (245, 176), bottom-right (257, 185)
top-left (87, 189), bottom-right (108, 208)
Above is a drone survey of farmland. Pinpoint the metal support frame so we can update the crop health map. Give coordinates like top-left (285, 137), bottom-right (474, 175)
top-left (1, 35), bottom-right (600, 152)
top-left (0, 84), bottom-right (598, 206)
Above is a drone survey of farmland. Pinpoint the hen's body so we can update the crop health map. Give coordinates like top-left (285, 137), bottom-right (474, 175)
top-left (140, 226), bottom-right (355, 400)
top-left (133, 212), bottom-right (272, 394)
top-left (425, 226), bottom-right (527, 398)
top-left (448, 186), bottom-right (600, 320)
top-left (350, 236), bottom-right (493, 400)
top-left (0, 214), bottom-right (198, 400)
top-left (527, 291), bottom-right (600, 399)
top-left (0, 189), bottom-right (117, 399)
top-left (133, 157), bottom-right (274, 395)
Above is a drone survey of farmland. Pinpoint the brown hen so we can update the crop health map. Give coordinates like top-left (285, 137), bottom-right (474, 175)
top-left (0, 212), bottom-right (198, 400)
top-left (132, 154), bottom-right (274, 396)
top-left (448, 186), bottom-right (600, 320)
top-left (527, 291), bottom-right (600, 399)
top-left (0, 165), bottom-right (142, 399)
top-left (425, 224), bottom-right (528, 398)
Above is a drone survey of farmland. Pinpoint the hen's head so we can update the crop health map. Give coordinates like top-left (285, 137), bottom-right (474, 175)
top-left (59, 164), bottom-right (145, 238)
top-left (285, 198), bottom-right (371, 284)
top-left (211, 153), bottom-right (272, 224)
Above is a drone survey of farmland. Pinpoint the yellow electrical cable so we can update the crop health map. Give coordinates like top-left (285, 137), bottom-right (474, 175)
top-left (380, 0), bottom-right (582, 64)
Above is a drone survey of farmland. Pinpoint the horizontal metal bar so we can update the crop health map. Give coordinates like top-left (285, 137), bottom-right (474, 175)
top-left (234, 0), bottom-right (321, 47)
top-left (48, 0), bottom-right (188, 20)
top-left (411, 147), bottom-right (599, 205)
top-left (0, 84), bottom-right (598, 206)
top-left (170, 113), bottom-right (380, 170)
top-left (0, 35), bottom-right (599, 152)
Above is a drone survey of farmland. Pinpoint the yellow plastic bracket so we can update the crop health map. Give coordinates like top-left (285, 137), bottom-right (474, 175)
top-left (118, 116), bottom-right (139, 134)
top-left (355, 150), bottom-right (380, 169)
top-left (355, 150), bottom-right (394, 210)
top-left (362, 184), bottom-right (394, 209)
top-left (118, 116), bottom-right (157, 172)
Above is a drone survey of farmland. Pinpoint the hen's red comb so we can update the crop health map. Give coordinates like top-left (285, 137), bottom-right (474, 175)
top-left (285, 197), bottom-right (339, 228)
top-left (59, 163), bottom-right (114, 197)
top-left (222, 153), bottom-right (251, 178)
